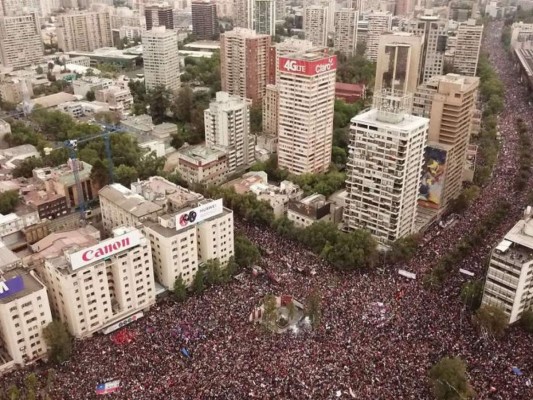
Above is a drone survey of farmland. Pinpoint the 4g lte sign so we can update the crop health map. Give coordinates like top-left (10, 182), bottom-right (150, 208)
top-left (279, 56), bottom-right (337, 76)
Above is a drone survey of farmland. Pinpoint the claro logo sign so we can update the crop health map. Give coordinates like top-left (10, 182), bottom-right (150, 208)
top-left (69, 230), bottom-right (142, 270)
top-left (279, 56), bottom-right (337, 76)
top-left (315, 57), bottom-right (335, 73)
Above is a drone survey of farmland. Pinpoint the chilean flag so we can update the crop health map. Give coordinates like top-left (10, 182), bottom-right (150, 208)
top-left (95, 380), bottom-right (121, 395)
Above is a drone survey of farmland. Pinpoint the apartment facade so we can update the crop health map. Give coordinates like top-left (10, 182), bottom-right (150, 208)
top-left (142, 26), bottom-right (180, 92)
top-left (333, 8), bottom-right (358, 57)
top-left (57, 11), bottom-right (113, 52)
top-left (304, 6), bottom-right (329, 47)
top-left (145, 4), bottom-right (174, 30)
top-left (192, 1), bottom-right (218, 40)
top-left (453, 19), bottom-right (483, 77)
top-left (364, 11), bottom-right (392, 62)
top-left (204, 91), bottom-right (253, 173)
top-left (0, 13), bottom-right (43, 69)
top-left (277, 50), bottom-right (337, 175)
top-left (233, 0), bottom-right (253, 29)
top-left (220, 28), bottom-right (270, 106)
top-left (262, 84), bottom-right (278, 135)
top-left (344, 93), bottom-right (428, 244)
top-left (253, 0), bottom-right (276, 36)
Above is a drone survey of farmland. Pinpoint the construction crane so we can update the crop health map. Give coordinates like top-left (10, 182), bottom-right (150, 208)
top-left (63, 124), bottom-right (125, 219)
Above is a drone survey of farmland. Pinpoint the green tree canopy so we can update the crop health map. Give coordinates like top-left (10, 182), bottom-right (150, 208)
top-left (322, 229), bottom-right (377, 271)
top-left (0, 190), bottom-right (19, 214)
top-left (301, 221), bottom-right (340, 254)
top-left (474, 305), bottom-right (508, 338)
top-left (429, 357), bottom-right (475, 400)
top-left (114, 164), bottom-right (138, 187)
top-left (520, 309), bottom-right (533, 333)
top-left (173, 275), bottom-right (187, 302)
top-left (12, 157), bottom-right (44, 178)
top-left (43, 321), bottom-right (72, 364)
top-left (234, 234), bottom-right (260, 270)
top-left (388, 234), bottom-right (420, 263)
top-left (460, 280), bottom-right (484, 311)
top-left (85, 90), bottom-right (95, 101)
top-left (305, 289), bottom-right (322, 329)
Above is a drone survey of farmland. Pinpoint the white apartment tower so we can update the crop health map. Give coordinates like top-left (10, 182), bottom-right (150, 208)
top-left (142, 26), bottom-right (181, 92)
top-left (263, 84), bottom-right (279, 135)
top-left (0, 13), bottom-right (43, 69)
top-left (38, 227), bottom-right (155, 338)
top-left (453, 19), bottom-right (483, 77)
top-left (277, 50), bottom-right (337, 175)
top-left (344, 92), bottom-right (428, 244)
top-left (253, 0), bottom-right (276, 36)
top-left (56, 11), bottom-right (113, 52)
top-left (303, 6), bottom-right (329, 47)
top-left (234, 0), bottom-right (253, 29)
top-left (481, 208), bottom-right (533, 324)
top-left (333, 8), bottom-right (359, 57)
top-left (204, 91), bottom-right (254, 173)
top-left (364, 11), bottom-right (392, 62)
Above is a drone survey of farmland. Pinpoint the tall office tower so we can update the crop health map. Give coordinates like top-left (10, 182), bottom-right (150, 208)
top-left (220, 28), bottom-right (271, 106)
top-left (374, 32), bottom-right (423, 95)
top-left (253, 0), bottom-right (276, 36)
top-left (407, 15), bottom-right (448, 83)
top-left (0, 13), bottom-right (43, 69)
top-left (344, 92), bottom-right (428, 244)
top-left (481, 208), bottom-right (533, 324)
top-left (364, 11), bottom-right (392, 61)
top-left (263, 84), bottom-right (278, 134)
top-left (303, 5), bottom-right (329, 47)
top-left (267, 38), bottom-right (314, 84)
top-left (234, 0), bottom-right (253, 29)
top-left (216, 0), bottom-right (234, 18)
top-left (395, 0), bottom-right (413, 16)
top-left (142, 26), bottom-right (180, 92)
top-left (453, 19), bottom-right (483, 77)
top-left (204, 91), bottom-right (253, 172)
top-left (333, 8), bottom-right (358, 57)
top-left (277, 50), bottom-right (337, 174)
top-left (192, 0), bottom-right (218, 39)
top-left (318, 0), bottom-right (335, 32)
top-left (0, 0), bottom-right (41, 16)
top-left (56, 11), bottom-right (113, 52)
top-left (276, 0), bottom-right (286, 20)
top-left (413, 74), bottom-right (479, 209)
top-left (145, 3), bottom-right (174, 30)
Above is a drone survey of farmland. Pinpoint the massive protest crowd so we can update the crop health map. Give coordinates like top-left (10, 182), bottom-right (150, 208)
top-left (3, 21), bottom-right (533, 399)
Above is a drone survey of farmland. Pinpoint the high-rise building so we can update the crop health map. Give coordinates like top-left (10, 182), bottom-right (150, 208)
top-left (276, 0), bottom-right (286, 21)
top-left (263, 84), bottom-right (278, 134)
top-left (253, 0), bottom-right (276, 36)
top-left (37, 226), bottom-right (155, 338)
top-left (204, 91), bottom-right (254, 173)
top-left (0, 0), bottom-right (41, 16)
top-left (406, 15), bottom-right (448, 83)
top-left (56, 11), bottom-right (113, 52)
top-left (142, 26), bottom-right (180, 92)
top-left (364, 11), bottom-right (392, 61)
top-left (333, 8), bottom-right (358, 57)
top-left (453, 19), bottom-right (483, 77)
top-left (277, 50), bottom-right (337, 175)
top-left (216, 0), bottom-right (234, 18)
top-left (267, 38), bottom-right (314, 85)
top-left (344, 92), bottom-right (428, 244)
top-left (0, 13), bottom-right (43, 69)
top-left (145, 3), bottom-right (174, 30)
top-left (413, 74), bottom-right (479, 209)
top-left (303, 5), bottom-right (329, 47)
top-left (0, 265), bottom-right (53, 369)
top-left (192, 0), bottom-right (218, 40)
top-left (395, 0), bottom-right (413, 16)
top-left (481, 208), bottom-right (533, 324)
top-left (220, 28), bottom-right (270, 106)
top-left (234, 0), bottom-right (253, 29)
top-left (374, 32), bottom-right (423, 95)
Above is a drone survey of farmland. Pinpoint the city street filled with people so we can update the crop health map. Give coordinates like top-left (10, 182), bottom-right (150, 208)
top-left (4, 21), bottom-right (533, 399)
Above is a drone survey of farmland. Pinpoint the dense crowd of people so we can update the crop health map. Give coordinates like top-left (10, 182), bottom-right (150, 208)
top-left (4, 21), bottom-right (533, 399)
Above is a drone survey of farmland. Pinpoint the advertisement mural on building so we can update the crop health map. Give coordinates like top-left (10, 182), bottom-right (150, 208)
top-left (175, 199), bottom-right (224, 232)
top-left (0, 275), bottom-right (25, 300)
top-left (278, 55), bottom-right (337, 76)
top-left (419, 146), bottom-right (447, 209)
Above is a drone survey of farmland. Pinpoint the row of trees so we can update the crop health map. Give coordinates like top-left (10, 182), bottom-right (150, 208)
top-left (515, 118), bottom-right (531, 190)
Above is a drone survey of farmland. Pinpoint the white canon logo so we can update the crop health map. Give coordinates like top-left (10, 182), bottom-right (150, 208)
top-left (315, 58), bottom-right (334, 74)
top-left (283, 60), bottom-right (305, 73)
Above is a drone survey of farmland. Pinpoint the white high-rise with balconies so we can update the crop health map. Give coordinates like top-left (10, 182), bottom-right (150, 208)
top-left (0, 13), bottom-right (43, 69)
top-left (333, 8), bottom-right (358, 57)
top-left (253, 0), bottom-right (276, 36)
top-left (142, 26), bottom-right (180, 92)
top-left (453, 19), bottom-right (483, 77)
top-left (344, 92), bottom-right (428, 244)
top-left (303, 5), bottom-right (329, 47)
top-left (364, 10), bottom-right (392, 62)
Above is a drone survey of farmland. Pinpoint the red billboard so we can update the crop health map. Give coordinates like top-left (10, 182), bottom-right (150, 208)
top-left (278, 55), bottom-right (337, 76)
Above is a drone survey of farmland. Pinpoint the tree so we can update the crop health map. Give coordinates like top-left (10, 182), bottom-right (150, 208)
top-left (12, 157), bottom-right (44, 178)
top-left (271, 216), bottom-right (298, 239)
top-left (85, 90), bottom-right (95, 101)
top-left (43, 148), bottom-right (69, 167)
top-left (90, 159), bottom-right (110, 189)
top-left (173, 275), bottom-right (187, 302)
top-left (301, 221), bottom-right (340, 254)
top-left (203, 259), bottom-right (223, 287)
top-left (24, 373), bottom-right (38, 400)
top-left (323, 230), bottom-right (377, 270)
top-left (43, 321), bottom-right (72, 364)
top-left (520, 309), bottom-right (533, 333)
top-left (460, 280), bottom-right (484, 311)
top-left (262, 294), bottom-right (278, 333)
top-left (305, 290), bottom-right (321, 329)
top-left (331, 146), bottom-right (347, 167)
top-left (172, 86), bottom-right (194, 122)
top-left (6, 385), bottom-right (20, 400)
top-left (449, 186), bottom-right (480, 214)
top-left (250, 104), bottom-right (262, 133)
top-left (234, 234), bottom-right (260, 269)
top-left (114, 164), bottom-right (138, 187)
top-left (474, 305), bottom-right (508, 338)
top-left (30, 108), bottom-right (75, 141)
top-left (137, 151), bottom-right (166, 180)
top-left (170, 133), bottom-right (185, 150)
top-left (388, 234), bottom-right (420, 263)
top-left (429, 357), bottom-right (474, 400)
top-left (191, 267), bottom-right (205, 294)
top-left (0, 190), bottom-right (20, 214)
top-left (147, 86), bottom-right (171, 124)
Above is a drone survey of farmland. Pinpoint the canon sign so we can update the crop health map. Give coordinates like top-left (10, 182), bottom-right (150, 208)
top-left (279, 56), bottom-right (337, 76)
top-left (69, 230), bottom-right (142, 270)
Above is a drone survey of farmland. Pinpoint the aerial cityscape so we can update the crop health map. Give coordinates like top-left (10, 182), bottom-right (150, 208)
top-left (0, 0), bottom-right (532, 398)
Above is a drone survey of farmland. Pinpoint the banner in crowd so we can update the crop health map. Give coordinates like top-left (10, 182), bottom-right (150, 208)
top-left (95, 380), bottom-right (121, 395)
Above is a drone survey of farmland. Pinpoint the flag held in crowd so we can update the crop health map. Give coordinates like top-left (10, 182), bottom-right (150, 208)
top-left (181, 348), bottom-right (191, 359)
top-left (95, 380), bottom-right (121, 395)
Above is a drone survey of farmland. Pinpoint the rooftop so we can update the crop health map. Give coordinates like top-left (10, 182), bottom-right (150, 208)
top-left (183, 40), bottom-right (220, 51)
top-left (178, 144), bottom-right (227, 164)
top-left (0, 267), bottom-right (43, 304)
top-left (515, 48), bottom-right (533, 79)
top-left (352, 108), bottom-right (429, 132)
top-left (99, 184), bottom-right (163, 218)
top-left (32, 92), bottom-right (77, 108)
top-left (33, 161), bottom-right (93, 187)
top-left (131, 176), bottom-right (203, 209)
top-left (0, 241), bottom-right (19, 269)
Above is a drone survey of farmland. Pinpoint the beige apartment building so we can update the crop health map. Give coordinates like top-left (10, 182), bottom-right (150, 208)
top-left (177, 145), bottom-right (229, 186)
top-left (262, 84), bottom-right (278, 135)
top-left (220, 28), bottom-right (270, 106)
top-left (0, 266), bottom-right (52, 373)
top-left (37, 227), bottom-right (155, 338)
top-left (0, 13), bottom-right (43, 69)
top-left (364, 11), bottom-right (392, 62)
top-left (413, 74), bottom-right (479, 209)
top-left (375, 32), bottom-right (423, 95)
top-left (277, 50), bottom-right (337, 175)
top-left (57, 11), bottom-right (113, 52)
top-left (267, 38), bottom-right (314, 85)
top-left (142, 26), bottom-right (181, 92)
top-left (333, 8), bottom-right (358, 57)
top-left (233, 0), bottom-right (253, 29)
top-left (304, 6), bottom-right (329, 47)
top-left (453, 19), bottom-right (483, 77)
